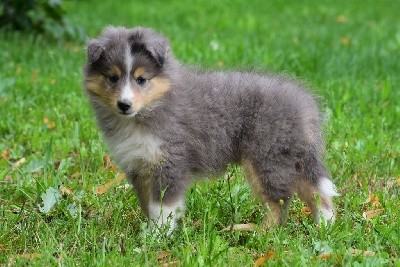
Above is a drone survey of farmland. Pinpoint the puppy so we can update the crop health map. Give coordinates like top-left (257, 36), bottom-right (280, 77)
top-left (83, 26), bottom-right (339, 231)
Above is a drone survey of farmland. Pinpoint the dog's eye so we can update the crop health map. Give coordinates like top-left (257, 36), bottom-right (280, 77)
top-left (136, 76), bottom-right (146, 86)
top-left (108, 75), bottom-right (119, 84)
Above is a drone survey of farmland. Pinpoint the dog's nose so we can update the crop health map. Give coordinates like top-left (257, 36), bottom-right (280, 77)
top-left (117, 99), bottom-right (132, 112)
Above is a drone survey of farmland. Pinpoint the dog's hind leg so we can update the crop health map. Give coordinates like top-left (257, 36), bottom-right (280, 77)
top-left (316, 177), bottom-right (339, 222)
top-left (243, 159), bottom-right (293, 228)
top-left (296, 177), bottom-right (339, 223)
top-left (296, 147), bottom-right (340, 224)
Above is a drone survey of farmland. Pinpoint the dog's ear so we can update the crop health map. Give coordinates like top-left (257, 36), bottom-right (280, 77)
top-left (145, 37), bottom-right (169, 66)
top-left (129, 29), bottom-right (169, 67)
top-left (87, 39), bottom-right (106, 64)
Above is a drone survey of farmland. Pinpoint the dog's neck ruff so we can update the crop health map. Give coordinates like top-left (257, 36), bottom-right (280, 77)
top-left (95, 106), bottom-right (163, 173)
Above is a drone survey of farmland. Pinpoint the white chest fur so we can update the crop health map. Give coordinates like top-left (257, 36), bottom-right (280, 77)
top-left (105, 122), bottom-right (163, 173)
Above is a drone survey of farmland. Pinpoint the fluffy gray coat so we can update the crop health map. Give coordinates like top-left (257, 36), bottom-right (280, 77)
top-left (83, 26), bottom-right (339, 231)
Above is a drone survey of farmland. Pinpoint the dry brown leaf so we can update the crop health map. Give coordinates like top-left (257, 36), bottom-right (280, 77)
top-left (13, 157), bottom-right (26, 168)
top-left (254, 250), bottom-right (275, 266)
top-left (254, 255), bottom-right (267, 266)
top-left (316, 253), bottom-right (333, 260)
top-left (396, 178), bottom-right (400, 186)
top-left (350, 248), bottom-right (375, 256)
top-left (43, 117), bottom-right (56, 129)
top-left (103, 155), bottom-right (111, 167)
top-left (60, 186), bottom-right (73, 196)
top-left (362, 209), bottom-right (384, 220)
top-left (223, 223), bottom-right (257, 231)
top-left (157, 251), bottom-right (170, 261)
top-left (95, 173), bottom-right (126, 195)
top-left (161, 261), bottom-right (180, 267)
top-left (301, 206), bottom-right (312, 216)
top-left (340, 37), bottom-right (351, 46)
top-left (336, 15), bottom-right (348, 23)
top-left (1, 150), bottom-right (9, 160)
top-left (367, 194), bottom-right (381, 207)
top-left (103, 155), bottom-right (118, 172)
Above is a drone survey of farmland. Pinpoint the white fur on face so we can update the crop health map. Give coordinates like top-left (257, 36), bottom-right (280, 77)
top-left (125, 44), bottom-right (133, 76)
top-left (318, 177), bottom-right (340, 222)
top-left (120, 44), bottom-right (134, 102)
top-left (148, 197), bottom-right (185, 233)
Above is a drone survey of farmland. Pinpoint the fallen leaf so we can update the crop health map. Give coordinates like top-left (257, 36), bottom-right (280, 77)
top-left (13, 157), bottom-right (26, 168)
top-left (340, 37), bottom-right (351, 46)
top-left (103, 155), bottom-right (111, 167)
top-left (43, 117), bottom-right (56, 129)
top-left (223, 223), bottom-right (257, 231)
top-left (301, 206), bottom-right (312, 216)
top-left (396, 178), bottom-right (400, 186)
top-left (254, 251), bottom-right (275, 266)
top-left (254, 255), bottom-right (267, 266)
top-left (95, 173), bottom-right (126, 195)
top-left (362, 209), bottom-right (384, 220)
top-left (316, 253), bottom-right (333, 259)
top-left (336, 15), bottom-right (348, 23)
top-left (350, 248), bottom-right (375, 256)
top-left (157, 251), bottom-right (170, 261)
top-left (103, 155), bottom-right (118, 171)
top-left (60, 186), bottom-right (73, 196)
top-left (1, 149), bottom-right (9, 160)
top-left (367, 194), bottom-right (381, 207)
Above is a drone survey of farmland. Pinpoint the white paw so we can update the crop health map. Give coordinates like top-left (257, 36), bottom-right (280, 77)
top-left (148, 198), bottom-right (185, 234)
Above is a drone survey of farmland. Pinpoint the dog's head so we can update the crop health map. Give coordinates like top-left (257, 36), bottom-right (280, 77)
top-left (84, 26), bottom-right (172, 117)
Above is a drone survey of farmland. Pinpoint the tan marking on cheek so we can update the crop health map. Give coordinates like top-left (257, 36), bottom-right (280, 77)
top-left (110, 66), bottom-right (122, 77)
top-left (133, 67), bottom-right (147, 79)
top-left (84, 75), bottom-right (117, 108)
top-left (133, 77), bottom-right (171, 111)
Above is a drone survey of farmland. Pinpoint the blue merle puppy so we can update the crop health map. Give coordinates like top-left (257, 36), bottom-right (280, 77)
top-left (83, 26), bottom-right (339, 231)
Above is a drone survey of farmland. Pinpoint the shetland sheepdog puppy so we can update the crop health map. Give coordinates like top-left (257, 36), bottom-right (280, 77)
top-left (83, 26), bottom-right (339, 232)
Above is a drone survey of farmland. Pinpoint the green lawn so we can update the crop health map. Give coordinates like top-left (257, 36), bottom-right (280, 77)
top-left (1, 0), bottom-right (399, 265)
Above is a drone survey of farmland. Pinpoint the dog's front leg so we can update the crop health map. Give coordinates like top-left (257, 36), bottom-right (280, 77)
top-left (148, 161), bottom-right (188, 233)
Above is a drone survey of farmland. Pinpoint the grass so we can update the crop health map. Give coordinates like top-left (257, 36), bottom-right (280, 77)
top-left (0, 0), bottom-right (399, 265)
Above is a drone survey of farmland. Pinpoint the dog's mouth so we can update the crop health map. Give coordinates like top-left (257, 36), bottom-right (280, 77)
top-left (118, 110), bottom-right (136, 118)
